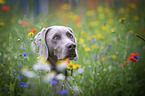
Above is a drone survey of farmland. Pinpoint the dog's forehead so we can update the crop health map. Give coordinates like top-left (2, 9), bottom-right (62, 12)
top-left (48, 26), bottom-right (72, 37)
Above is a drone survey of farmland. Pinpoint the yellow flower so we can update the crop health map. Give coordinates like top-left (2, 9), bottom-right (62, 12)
top-left (97, 34), bottom-right (104, 40)
top-left (134, 16), bottom-right (139, 21)
top-left (28, 32), bottom-right (34, 37)
top-left (111, 28), bottom-right (115, 32)
top-left (112, 55), bottom-right (117, 59)
top-left (129, 30), bottom-right (134, 34)
top-left (92, 35), bottom-right (96, 39)
top-left (79, 38), bottom-right (85, 44)
top-left (0, 0), bottom-right (5, 5)
top-left (67, 62), bottom-right (76, 69)
top-left (107, 18), bottom-right (113, 24)
top-left (130, 3), bottom-right (136, 9)
top-left (75, 64), bottom-right (81, 69)
top-left (91, 45), bottom-right (98, 49)
top-left (82, 43), bottom-right (87, 47)
top-left (104, 8), bottom-right (109, 13)
top-left (97, 6), bottom-right (103, 12)
top-left (86, 10), bottom-right (95, 16)
top-left (60, 4), bottom-right (69, 10)
top-left (119, 17), bottom-right (126, 22)
top-left (99, 13), bottom-right (105, 19)
top-left (67, 12), bottom-right (74, 18)
top-left (81, 31), bottom-right (86, 35)
top-left (0, 22), bottom-right (4, 26)
top-left (73, 15), bottom-right (80, 22)
top-left (102, 26), bottom-right (107, 30)
top-left (89, 21), bottom-right (100, 27)
top-left (104, 68), bottom-right (107, 71)
top-left (119, 8), bottom-right (124, 14)
top-left (1, 64), bottom-right (3, 66)
top-left (72, 65), bottom-right (77, 69)
top-left (85, 47), bottom-right (90, 52)
top-left (87, 37), bottom-right (92, 40)
top-left (6, 71), bottom-right (9, 74)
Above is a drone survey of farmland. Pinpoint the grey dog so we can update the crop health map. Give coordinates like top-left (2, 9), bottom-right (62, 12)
top-left (32, 26), bottom-right (78, 71)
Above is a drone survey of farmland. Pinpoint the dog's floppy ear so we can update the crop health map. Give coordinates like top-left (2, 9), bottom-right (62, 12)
top-left (32, 27), bottom-right (51, 60)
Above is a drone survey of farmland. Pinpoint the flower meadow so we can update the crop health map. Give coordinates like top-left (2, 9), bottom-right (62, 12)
top-left (0, 0), bottom-right (145, 96)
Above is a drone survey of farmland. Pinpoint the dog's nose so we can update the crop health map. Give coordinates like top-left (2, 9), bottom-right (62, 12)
top-left (67, 43), bottom-right (76, 51)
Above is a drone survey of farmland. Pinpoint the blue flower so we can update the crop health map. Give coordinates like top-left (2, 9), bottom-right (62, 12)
top-left (23, 85), bottom-right (26, 88)
top-left (22, 52), bottom-right (27, 56)
top-left (19, 82), bottom-right (24, 85)
top-left (91, 39), bottom-right (96, 43)
top-left (18, 76), bottom-right (23, 79)
top-left (28, 53), bottom-right (30, 55)
top-left (20, 65), bottom-right (23, 68)
top-left (89, 69), bottom-right (92, 71)
top-left (50, 80), bottom-right (57, 85)
top-left (20, 85), bottom-right (23, 88)
top-left (134, 56), bottom-right (139, 61)
top-left (92, 54), bottom-right (96, 58)
top-left (60, 89), bottom-right (69, 95)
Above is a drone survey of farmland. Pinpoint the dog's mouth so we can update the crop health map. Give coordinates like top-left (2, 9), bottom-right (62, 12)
top-left (65, 53), bottom-right (76, 60)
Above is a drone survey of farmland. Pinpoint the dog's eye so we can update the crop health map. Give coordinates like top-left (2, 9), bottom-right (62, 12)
top-left (67, 33), bottom-right (73, 38)
top-left (53, 35), bottom-right (61, 40)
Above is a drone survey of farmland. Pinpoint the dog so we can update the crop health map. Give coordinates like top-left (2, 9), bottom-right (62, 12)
top-left (32, 26), bottom-right (78, 73)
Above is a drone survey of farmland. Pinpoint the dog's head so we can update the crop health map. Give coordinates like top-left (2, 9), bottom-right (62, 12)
top-left (33, 26), bottom-right (78, 62)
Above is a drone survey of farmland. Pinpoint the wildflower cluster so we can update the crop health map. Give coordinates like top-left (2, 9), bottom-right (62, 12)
top-left (121, 53), bottom-right (139, 67)
top-left (67, 62), bottom-right (81, 70)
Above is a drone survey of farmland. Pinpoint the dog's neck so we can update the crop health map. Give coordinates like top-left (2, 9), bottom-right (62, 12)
top-left (47, 55), bottom-right (58, 68)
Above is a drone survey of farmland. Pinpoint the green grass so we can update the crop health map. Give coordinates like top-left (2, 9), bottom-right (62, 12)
top-left (0, 1), bottom-right (145, 96)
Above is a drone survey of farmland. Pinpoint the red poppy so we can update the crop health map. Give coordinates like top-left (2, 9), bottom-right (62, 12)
top-left (121, 63), bottom-right (125, 67)
top-left (32, 29), bottom-right (37, 33)
top-left (21, 21), bottom-right (29, 27)
top-left (128, 56), bottom-right (138, 62)
top-left (65, 58), bottom-right (70, 63)
top-left (28, 28), bottom-right (32, 31)
top-left (130, 53), bottom-right (139, 56)
top-left (1, 6), bottom-right (9, 12)
top-left (126, 61), bottom-right (129, 64)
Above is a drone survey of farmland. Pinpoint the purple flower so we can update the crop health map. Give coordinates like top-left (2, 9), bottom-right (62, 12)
top-left (22, 52), bottom-right (27, 56)
top-left (97, 55), bottom-right (100, 59)
top-left (60, 89), bottom-right (69, 95)
top-left (50, 80), bottom-right (57, 85)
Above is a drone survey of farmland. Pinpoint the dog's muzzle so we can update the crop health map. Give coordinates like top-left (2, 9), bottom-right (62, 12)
top-left (66, 43), bottom-right (77, 59)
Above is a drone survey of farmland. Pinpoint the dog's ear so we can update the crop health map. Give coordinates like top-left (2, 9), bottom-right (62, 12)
top-left (32, 27), bottom-right (51, 60)
top-left (67, 27), bottom-right (74, 33)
